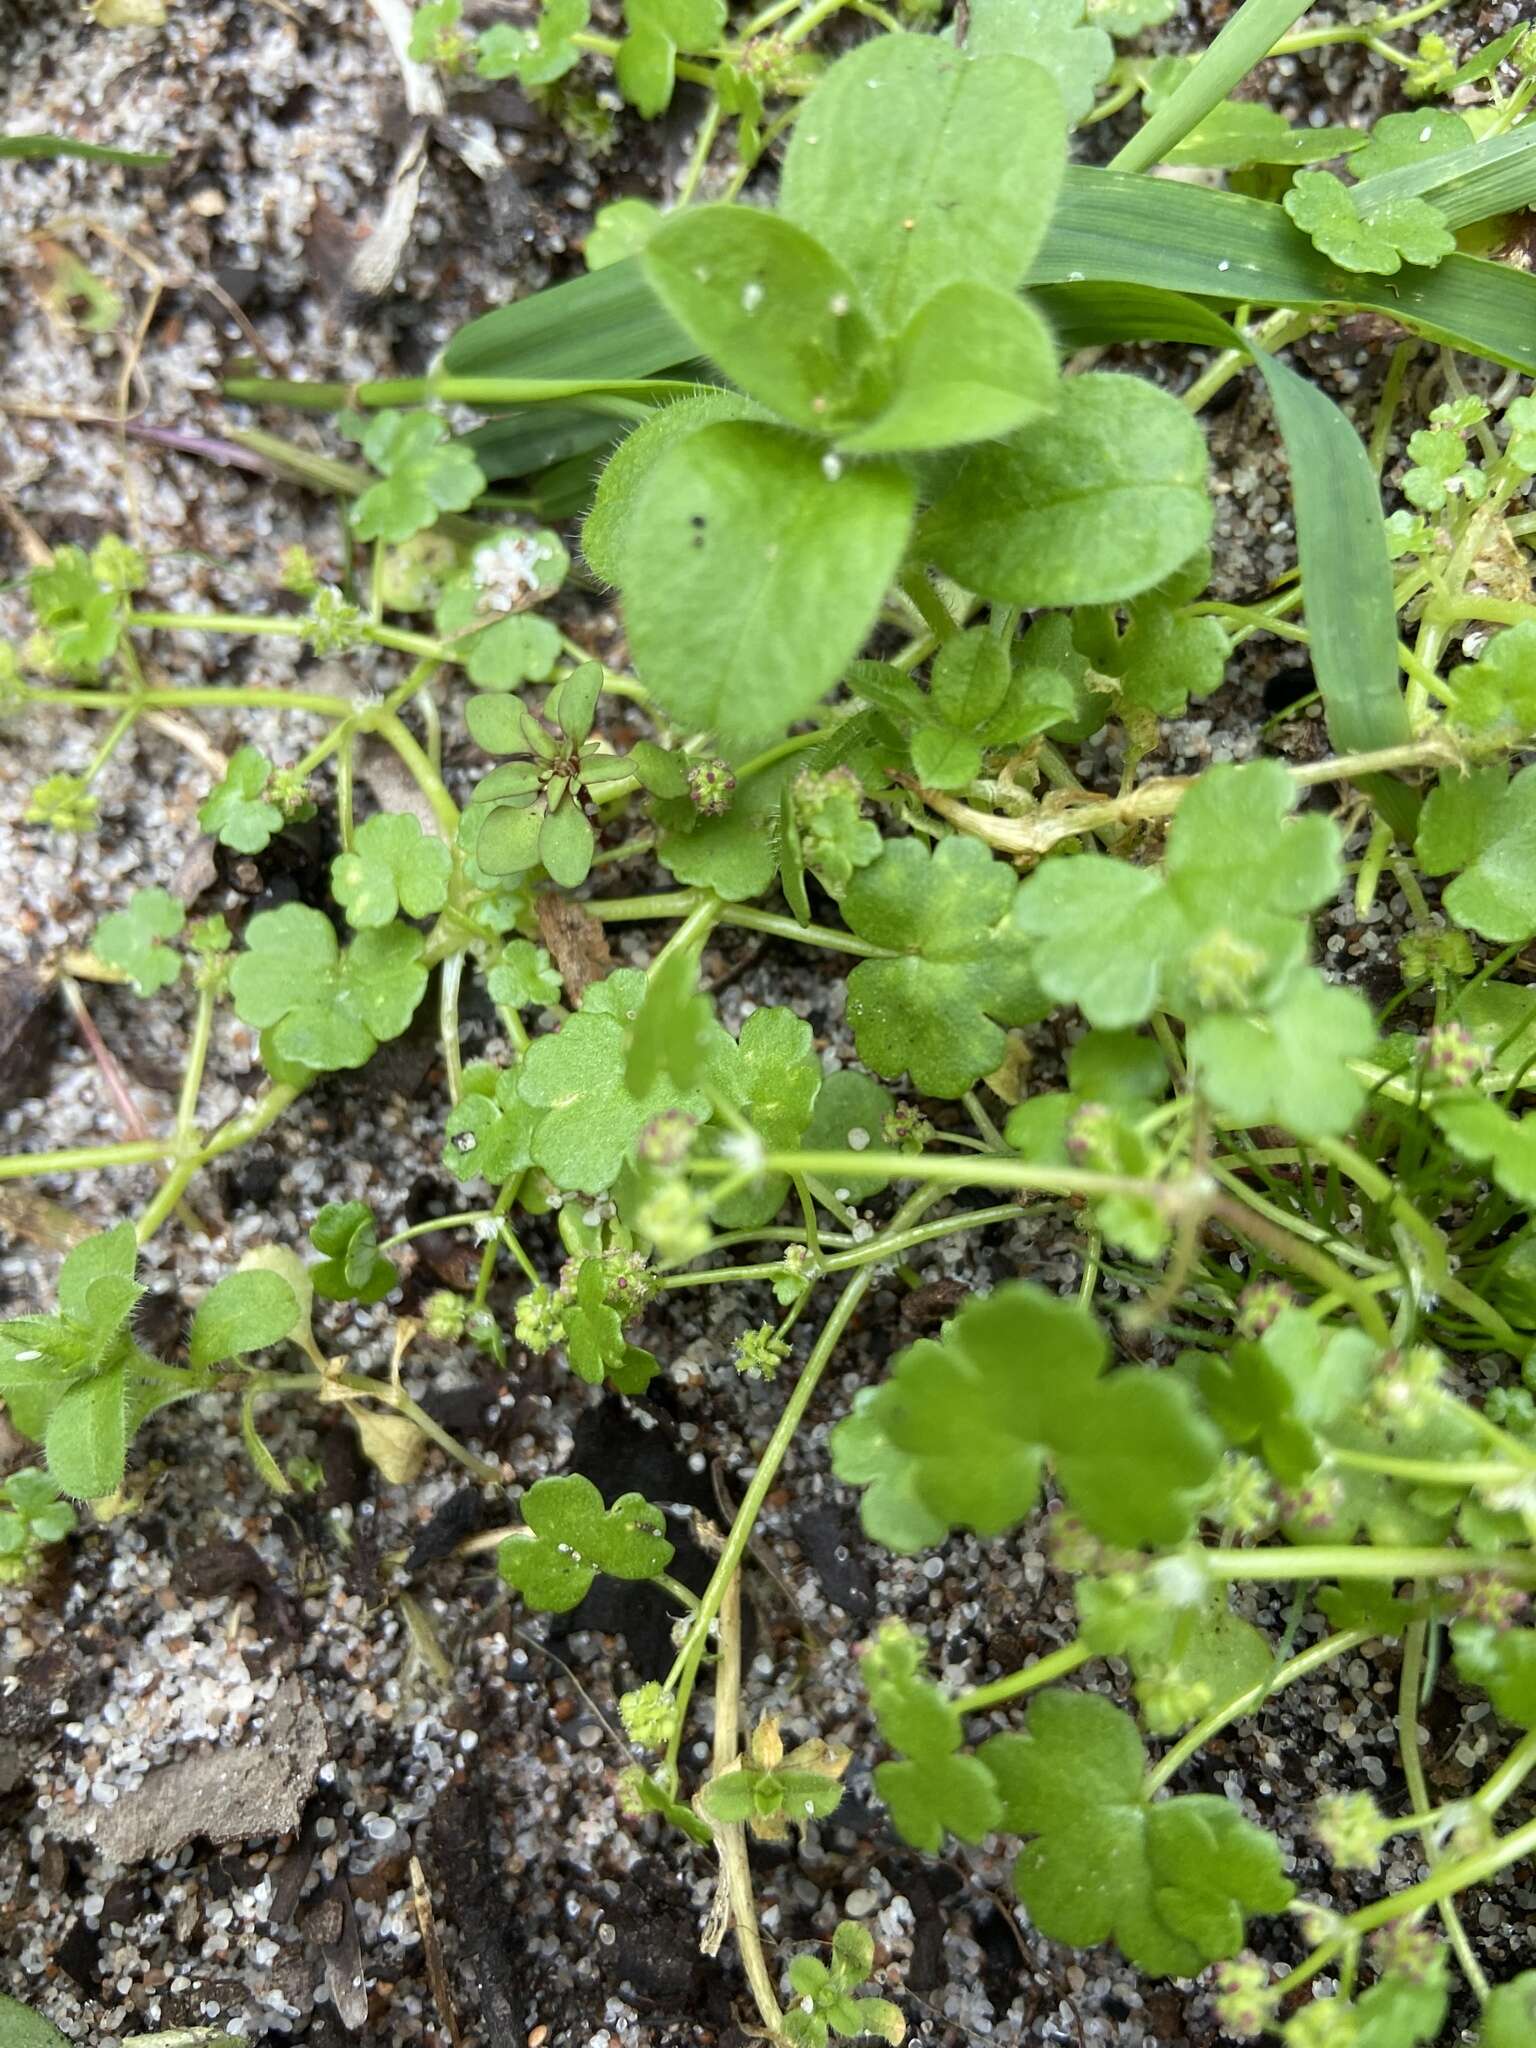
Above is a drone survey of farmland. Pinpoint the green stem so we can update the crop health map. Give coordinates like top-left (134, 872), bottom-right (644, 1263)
top-left (0, 1137), bottom-right (176, 1180)
top-left (952, 1639), bottom-right (1094, 1717)
top-left (1398, 1614), bottom-right (1488, 2001)
top-left (667, 1190), bottom-right (941, 1710)
top-left (1206, 1546), bottom-right (1535, 1585)
top-left (657, 1202), bottom-right (1030, 1288)
top-left (1145, 1628), bottom-right (1371, 1794)
top-left (590, 890), bottom-right (901, 960)
top-left (898, 566), bottom-right (958, 643)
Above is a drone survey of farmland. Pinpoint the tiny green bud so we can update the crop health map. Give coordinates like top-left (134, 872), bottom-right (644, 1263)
top-left (1423, 1020), bottom-right (1482, 1088)
top-left (618, 1681), bottom-right (678, 1749)
top-left (773, 1241), bottom-right (818, 1307)
top-left (26, 773), bottom-right (98, 833)
top-left (1236, 1278), bottom-right (1294, 1339)
top-left (1283, 1999), bottom-right (1360, 2048)
top-left (637, 1183), bottom-right (713, 1262)
top-left (278, 544), bottom-right (319, 595)
top-left (1210, 1454), bottom-right (1276, 1538)
top-left (1186, 928), bottom-right (1267, 1009)
top-left (1312, 1789), bottom-right (1385, 1872)
top-left (306, 585), bottom-right (367, 655)
top-left (465, 1307), bottom-right (507, 1365)
top-left (424, 1290), bottom-right (470, 1341)
top-left (1455, 1571), bottom-right (1528, 1632)
top-left (514, 1284), bottom-right (565, 1354)
top-left (881, 1102), bottom-right (933, 1152)
top-left (1368, 1921), bottom-right (1441, 1986)
top-left (687, 757), bottom-right (736, 816)
top-left (1277, 1473), bottom-right (1344, 1533)
top-left (734, 1323), bottom-right (789, 1381)
top-left (1210, 1955), bottom-right (1275, 2040)
top-left (89, 534), bottom-right (146, 595)
top-left (1370, 1345), bottom-right (1442, 1430)
top-left (269, 765), bottom-right (316, 820)
top-left (636, 1109), bottom-right (698, 1170)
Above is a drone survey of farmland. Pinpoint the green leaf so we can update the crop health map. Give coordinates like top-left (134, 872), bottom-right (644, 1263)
top-left (964, 0), bottom-right (1112, 125)
top-left (839, 281), bottom-right (1059, 456)
top-left (585, 197), bottom-right (662, 271)
top-left (863, 1622), bottom-right (1004, 1851)
top-left (538, 796), bottom-right (597, 889)
top-left (801, 1069), bottom-right (896, 1201)
top-left (1483, 1973), bottom-right (1536, 2048)
top-left (331, 812), bottom-right (452, 929)
top-left (1073, 555), bottom-right (1227, 716)
top-left (1188, 970), bottom-right (1375, 1139)
top-left (93, 885), bottom-right (185, 996)
top-left (230, 904), bottom-right (429, 1074)
top-left (582, 392), bottom-right (754, 589)
top-left (309, 1200), bottom-right (397, 1303)
top-left (1433, 1094), bottom-right (1536, 1207)
top-left (831, 1283), bottom-right (1219, 1551)
top-left (45, 1369), bottom-right (128, 1500)
top-left (0, 1995), bottom-right (73, 2048)
top-left (625, 944), bottom-right (721, 1097)
top-left (443, 1063), bottom-right (539, 1185)
top-left (643, 207), bottom-right (885, 435)
top-left (199, 744), bottom-right (283, 853)
top-left (518, 968), bottom-right (720, 1192)
top-left (57, 1222), bottom-right (139, 1323)
top-left (983, 1690), bottom-right (1291, 1975)
top-left (624, 421), bottom-right (913, 738)
top-left (1162, 100), bottom-right (1361, 171)
top-left (1015, 759), bottom-right (1339, 1029)
top-left (188, 1270), bottom-right (300, 1370)
top-left (28, 545), bottom-right (122, 678)
top-left (1418, 764), bottom-right (1536, 942)
top-left (709, 1006), bottom-right (823, 1228)
top-left (1452, 1622), bottom-right (1536, 1729)
top-left (346, 410), bottom-right (487, 544)
top-left (475, 0), bottom-right (588, 84)
top-left (1351, 108), bottom-right (1473, 180)
top-left (487, 940), bottom-right (563, 1012)
top-left (780, 35), bottom-right (1067, 331)
top-left (497, 1472), bottom-right (672, 1612)
top-left (1283, 168), bottom-right (1454, 277)
top-left (920, 372), bottom-right (1211, 609)
top-left (842, 835), bottom-right (1045, 1097)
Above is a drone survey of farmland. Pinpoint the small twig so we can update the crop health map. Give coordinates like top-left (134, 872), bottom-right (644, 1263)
top-left (703, 1569), bottom-right (785, 2037)
top-left (57, 974), bottom-right (154, 1142)
top-left (410, 1853), bottom-right (464, 2048)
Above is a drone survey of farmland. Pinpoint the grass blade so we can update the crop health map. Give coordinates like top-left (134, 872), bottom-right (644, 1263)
top-left (0, 133), bottom-right (170, 166)
top-left (1353, 121), bottom-right (1536, 230)
top-left (440, 259), bottom-right (690, 380)
top-left (1107, 0), bottom-right (1314, 174)
top-left (438, 172), bottom-right (1536, 410)
top-left (1035, 169), bottom-right (1536, 374)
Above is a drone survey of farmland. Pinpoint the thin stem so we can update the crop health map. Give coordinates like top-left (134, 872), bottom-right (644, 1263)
top-left (1207, 1547), bottom-right (1535, 1585)
top-left (952, 1638), bottom-right (1094, 1717)
top-left (1145, 1629), bottom-right (1371, 1795)
top-left (0, 1137), bottom-right (176, 1181)
top-left (1399, 1615), bottom-right (1488, 2001)
top-left (667, 1190), bottom-right (941, 1708)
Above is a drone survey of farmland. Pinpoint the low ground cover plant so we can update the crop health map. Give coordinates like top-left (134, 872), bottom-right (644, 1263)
top-left (9, 0), bottom-right (1536, 2041)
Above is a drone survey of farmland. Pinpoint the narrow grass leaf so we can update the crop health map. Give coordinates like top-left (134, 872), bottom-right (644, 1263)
top-left (1108, 0), bottom-right (1313, 174)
